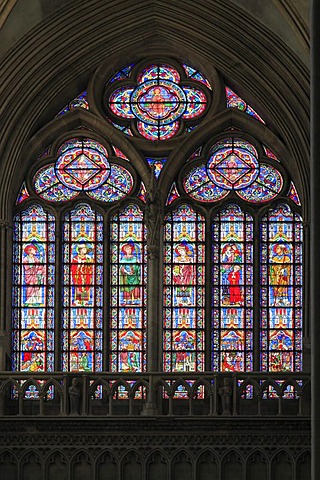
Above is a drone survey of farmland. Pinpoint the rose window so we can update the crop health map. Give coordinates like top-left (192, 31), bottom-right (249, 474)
top-left (107, 63), bottom-right (210, 141)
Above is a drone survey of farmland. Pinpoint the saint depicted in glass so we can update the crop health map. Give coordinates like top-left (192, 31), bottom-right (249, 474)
top-left (163, 205), bottom-right (205, 371)
top-left (261, 204), bottom-right (302, 371)
top-left (62, 204), bottom-right (103, 372)
top-left (110, 204), bottom-right (146, 372)
top-left (12, 204), bottom-right (55, 371)
top-left (107, 63), bottom-right (210, 141)
top-left (212, 205), bottom-right (253, 372)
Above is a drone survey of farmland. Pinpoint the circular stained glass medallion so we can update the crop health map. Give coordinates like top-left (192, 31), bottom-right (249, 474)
top-left (55, 140), bottom-right (111, 191)
top-left (207, 140), bottom-right (259, 190)
top-left (131, 80), bottom-right (186, 125)
top-left (236, 163), bottom-right (283, 203)
top-left (107, 63), bottom-right (209, 141)
top-left (34, 165), bottom-right (79, 202)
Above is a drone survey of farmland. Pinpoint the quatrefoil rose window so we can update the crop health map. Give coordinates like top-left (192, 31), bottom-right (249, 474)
top-left (106, 63), bottom-right (211, 141)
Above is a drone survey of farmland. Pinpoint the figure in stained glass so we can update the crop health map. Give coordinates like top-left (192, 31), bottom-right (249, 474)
top-left (110, 204), bottom-right (146, 372)
top-left (221, 352), bottom-right (236, 371)
top-left (22, 330), bottom-right (44, 351)
top-left (21, 352), bottom-right (44, 372)
top-left (71, 244), bottom-right (94, 306)
top-left (164, 205), bottom-right (205, 372)
top-left (221, 241), bottom-right (243, 306)
top-left (22, 244), bottom-right (45, 306)
top-left (118, 330), bottom-right (141, 371)
top-left (227, 265), bottom-right (243, 304)
top-left (107, 63), bottom-right (209, 140)
top-left (221, 243), bottom-right (242, 263)
top-left (260, 204), bottom-right (302, 371)
top-left (270, 243), bottom-right (291, 306)
top-left (120, 242), bottom-right (141, 304)
top-left (142, 86), bottom-right (167, 117)
top-left (71, 330), bottom-right (93, 351)
top-left (172, 242), bottom-right (195, 306)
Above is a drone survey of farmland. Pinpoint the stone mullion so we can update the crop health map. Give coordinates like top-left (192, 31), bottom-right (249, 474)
top-left (103, 215), bottom-right (110, 371)
top-left (145, 172), bottom-right (163, 374)
top-left (54, 212), bottom-right (62, 371)
top-left (253, 216), bottom-right (260, 372)
top-left (146, 240), bottom-right (162, 373)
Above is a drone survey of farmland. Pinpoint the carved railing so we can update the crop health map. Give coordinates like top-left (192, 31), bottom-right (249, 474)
top-left (0, 372), bottom-right (310, 417)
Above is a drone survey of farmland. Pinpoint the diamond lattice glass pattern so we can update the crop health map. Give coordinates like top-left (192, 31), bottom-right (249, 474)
top-left (207, 139), bottom-right (259, 190)
top-left (33, 139), bottom-right (133, 203)
top-left (56, 140), bottom-right (111, 191)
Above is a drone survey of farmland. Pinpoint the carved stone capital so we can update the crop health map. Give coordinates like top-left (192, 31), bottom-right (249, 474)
top-left (0, 220), bottom-right (9, 229)
top-left (147, 245), bottom-right (160, 260)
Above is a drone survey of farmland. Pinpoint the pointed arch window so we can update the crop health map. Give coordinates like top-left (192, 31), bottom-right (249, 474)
top-left (176, 131), bottom-right (303, 372)
top-left (11, 57), bottom-right (304, 377)
top-left (261, 204), bottom-right (303, 371)
top-left (12, 205), bottom-right (55, 372)
top-left (110, 204), bottom-right (147, 372)
top-left (62, 204), bottom-right (103, 372)
top-left (212, 204), bottom-right (253, 372)
top-left (163, 204), bottom-right (205, 372)
top-left (12, 136), bottom-right (144, 373)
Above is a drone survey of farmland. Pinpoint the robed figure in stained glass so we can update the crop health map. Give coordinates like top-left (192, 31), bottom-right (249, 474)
top-left (227, 265), bottom-right (243, 304)
top-left (144, 86), bottom-right (167, 118)
top-left (221, 241), bottom-right (243, 306)
top-left (71, 244), bottom-right (94, 306)
top-left (22, 244), bottom-right (45, 306)
top-left (119, 242), bottom-right (141, 304)
top-left (270, 243), bottom-right (291, 306)
top-left (172, 242), bottom-right (194, 306)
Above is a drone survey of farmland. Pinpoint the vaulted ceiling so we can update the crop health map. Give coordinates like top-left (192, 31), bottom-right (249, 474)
top-left (0, 0), bottom-right (310, 217)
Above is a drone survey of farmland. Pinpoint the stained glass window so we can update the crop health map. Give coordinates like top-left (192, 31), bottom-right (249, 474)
top-left (287, 182), bottom-right (301, 206)
top-left (166, 183), bottom-right (180, 206)
top-left (146, 158), bottom-right (167, 178)
top-left (263, 146), bottom-right (279, 161)
top-left (56, 91), bottom-right (89, 116)
top-left (163, 205), bottom-right (205, 371)
top-left (183, 162), bottom-right (230, 202)
top-left (110, 204), bottom-right (146, 372)
top-left (62, 204), bottom-right (103, 372)
top-left (12, 205), bottom-right (55, 372)
top-left (212, 205), bottom-right (253, 371)
top-left (226, 86), bottom-right (265, 124)
top-left (107, 63), bottom-right (210, 141)
top-left (16, 182), bottom-right (30, 205)
top-left (183, 138), bottom-right (283, 203)
top-left (260, 204), bottom-right (303, 371)
top-left (33, 138), bottom-right (133, 203)
top-left (109, 64), bottom-right (134, 83)
top-left (181, 63), bottom-right (212, 90)
top-left (11, 58), bottom-right (304, 378)
top-left (137, 183), bottom-right (147, 203)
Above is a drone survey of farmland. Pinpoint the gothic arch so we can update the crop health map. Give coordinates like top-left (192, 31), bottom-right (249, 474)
top-left (0, 2), bottom-right (309, 219)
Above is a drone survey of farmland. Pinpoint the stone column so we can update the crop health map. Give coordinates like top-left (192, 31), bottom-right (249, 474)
top-left (0, 220), bottom-right (10, 370)
top-left (144, 168), bottom-right (163, 373)
top-left (143, 169), bottom-right (163, 414)
top-left (311, 1), bottom-right (320, 478)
